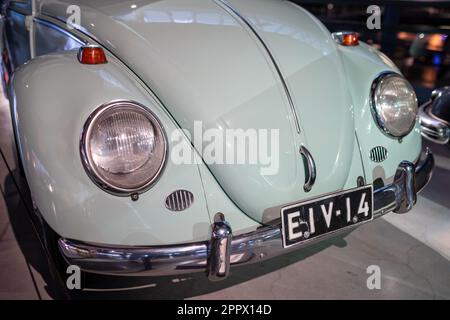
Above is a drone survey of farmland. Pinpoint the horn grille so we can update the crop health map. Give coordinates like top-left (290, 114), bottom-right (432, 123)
top-left (165, 190), bottom-right (194, 212)
top-left (370, 146), bottom-right (388, 163)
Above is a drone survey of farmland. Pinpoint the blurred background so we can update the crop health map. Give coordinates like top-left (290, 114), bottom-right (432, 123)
top-left (293, 0), bottom-right (450, 104)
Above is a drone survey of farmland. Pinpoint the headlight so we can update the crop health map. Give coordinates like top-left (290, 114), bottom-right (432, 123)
top-left (371, 72), bottom-right (418, 138)
top-left (81, 101), bottom-right (167, 195)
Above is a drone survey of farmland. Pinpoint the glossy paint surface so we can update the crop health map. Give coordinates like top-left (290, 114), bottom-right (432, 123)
top-left (8, 0), bottom-right (422, 245)
top-left (337, 43), bottom-right (422, 183)
top-left (223, 0), bottom-right (361, 219)
top-left (34, 20), bottom-right (84, 57)
top-left (12, 51), bottom-right (260, 246)
top-left (38, 0), bottom-right (370, 223)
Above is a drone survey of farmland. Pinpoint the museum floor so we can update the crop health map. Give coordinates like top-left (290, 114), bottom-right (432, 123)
top-left (1, 88), bottom-right (449, 300)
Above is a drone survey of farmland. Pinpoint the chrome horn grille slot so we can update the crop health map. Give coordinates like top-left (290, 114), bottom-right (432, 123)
top-left (165, 190), bottom-right (194, 212)
top-left (370, 146), bottom-right (388, 163)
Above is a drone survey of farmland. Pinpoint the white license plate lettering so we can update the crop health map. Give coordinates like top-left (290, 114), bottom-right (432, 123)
top-left (320, 202), bottom-right (333, 228)
top-left (287, 211), bottom-right (303, 241)
top-left (281, 186), bottom-right (373, 248)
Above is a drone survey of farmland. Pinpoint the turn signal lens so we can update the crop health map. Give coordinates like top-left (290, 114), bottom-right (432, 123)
top-left (332, 32), bottom-right (360, 46)
top-left (342, 33), bottom-right (359, 46)
top-left (78, 45), bottom-right (108, 65)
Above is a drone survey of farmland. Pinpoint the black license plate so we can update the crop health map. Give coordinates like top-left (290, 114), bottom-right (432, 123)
top-left (281, 185), bottom-right (373, 248)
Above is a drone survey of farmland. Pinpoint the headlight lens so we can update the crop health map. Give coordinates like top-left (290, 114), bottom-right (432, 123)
top-left (81, 101), bottom-right (167, 195)
top-left (371, 73), bottom-right (418, 138)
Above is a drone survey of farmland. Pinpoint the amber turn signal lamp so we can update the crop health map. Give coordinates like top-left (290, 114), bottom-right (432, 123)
top-left (331, 32), bottom-right (360, 47)
top-left (78, 45), bottom-right (108, 64)
top-left (342, 33), bottom-right (359, 46)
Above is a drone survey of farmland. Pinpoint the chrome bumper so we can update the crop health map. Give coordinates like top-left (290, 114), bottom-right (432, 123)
top-left (419, 102), bottom-right (450, 144)
top-left (58, 151), bottom-right (434, 281)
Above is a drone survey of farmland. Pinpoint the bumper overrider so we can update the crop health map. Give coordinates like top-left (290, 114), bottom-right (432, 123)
top-left (58, 150), bottom-right (434, 281)
top-left (419, 101), bottom-right (450, 144)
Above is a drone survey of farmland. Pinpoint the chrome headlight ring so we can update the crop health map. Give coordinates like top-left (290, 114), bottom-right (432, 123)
top-left (370, 72), bottom-right (418, 139)
top-left (80, 100), bottom-right (167, 196)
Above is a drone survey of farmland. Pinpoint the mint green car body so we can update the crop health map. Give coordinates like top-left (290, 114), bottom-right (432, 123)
top-left (4, 0), bottom-right (421, 248)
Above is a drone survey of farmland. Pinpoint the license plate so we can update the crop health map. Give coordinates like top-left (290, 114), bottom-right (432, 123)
top-left (281, 185), bottom-right (373, 248)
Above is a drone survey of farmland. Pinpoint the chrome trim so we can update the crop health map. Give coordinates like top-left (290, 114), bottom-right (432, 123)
top-left (414, 148), bottom-right (434, 193)
top-left (37, 13), bottom-right (100, 47)
top-left (35, 13), bottom-right (96, 44)
top-left (80, 100), bottom-right (168, 196)
top-left (431, 86), bottom-right (450, 102)
top-left (373, 148), bottom-right (433, 215)
top-left (165, 190), bottom-right (194, 212)
top-left (419, 101), bottom-right (450, 144)
top-left (392, 161), bottom-right (416, 213)
top-left (34, 18), bottom-right (86, 46)
top-left (59, 151), bottom-right (434, 279)
top-left (214, 0), bottom-right (301, 134)
top-left (207, 213), bottom-right (232, 281)
top-left (299, 145), bottom-right (316, 192)
top-left (370, 72), bottom-right (418, 139)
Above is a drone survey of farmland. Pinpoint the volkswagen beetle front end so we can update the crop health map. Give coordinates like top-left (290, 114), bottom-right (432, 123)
top-left (2, 0), bottom-right (433, 282)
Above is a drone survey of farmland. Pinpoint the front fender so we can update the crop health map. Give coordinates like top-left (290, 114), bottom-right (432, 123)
top-left (11, 50), bottom-right (217, 246)
top-left (337, 42), bottom-right (422, 183)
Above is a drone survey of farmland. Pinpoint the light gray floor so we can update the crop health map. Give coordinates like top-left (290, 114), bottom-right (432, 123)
top-left (1, 86), bottom-right (449, 300)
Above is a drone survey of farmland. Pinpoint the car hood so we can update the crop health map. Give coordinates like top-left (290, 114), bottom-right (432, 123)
top-left (41, 0), bottom-right (363, 223)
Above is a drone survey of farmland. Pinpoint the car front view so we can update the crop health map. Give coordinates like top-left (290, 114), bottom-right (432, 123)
top-left (2, 0), bottom-right (433, 283)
